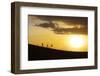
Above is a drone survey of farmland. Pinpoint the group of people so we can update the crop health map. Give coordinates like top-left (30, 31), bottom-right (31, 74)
top-left (41, 43), bottom-right (53, 48)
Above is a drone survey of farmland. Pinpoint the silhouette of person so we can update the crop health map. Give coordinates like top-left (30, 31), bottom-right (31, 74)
top-left (51, 44), bottom-right (53, 47)
top-left (42, 43), bottom-right (43, 47)
top-left (47, 44), bottom-right (48, 47)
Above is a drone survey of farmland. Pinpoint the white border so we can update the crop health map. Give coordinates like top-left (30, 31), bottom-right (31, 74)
top-left (20, 6), bottom-right (95, 70)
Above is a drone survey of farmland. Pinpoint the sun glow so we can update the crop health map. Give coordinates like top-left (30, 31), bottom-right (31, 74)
top-left (69, 35), bottom-right (85, 48)
top-left (66, 35), bottom-right (88, 52)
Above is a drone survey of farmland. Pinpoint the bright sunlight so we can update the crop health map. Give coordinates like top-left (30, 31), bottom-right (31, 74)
top-left (66, 35), bottom-right (88, 52)
top-left (69, 35), bottom-right (85, 48)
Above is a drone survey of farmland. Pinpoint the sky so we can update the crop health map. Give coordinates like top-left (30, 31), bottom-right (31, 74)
top-left (28, 15), bottom-right (88, 52)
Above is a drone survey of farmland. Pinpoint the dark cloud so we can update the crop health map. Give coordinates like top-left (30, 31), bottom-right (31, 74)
top-left (33, 15), bottom-right (88, 26)
top-left (29, 15), bottom-right (88, 34)
top-left (35, 22), bottom-right (57, 29)
top-left (53, 27), bottom-right (87, 34)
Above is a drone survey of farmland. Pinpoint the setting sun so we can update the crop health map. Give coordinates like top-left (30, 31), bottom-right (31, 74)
top-left (66, 35), bottom-right (88, 52)
top-left (69, 35), bottom-right (85, 48)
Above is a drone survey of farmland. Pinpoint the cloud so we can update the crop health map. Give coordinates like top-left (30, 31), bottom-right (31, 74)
top-left (53, 27), bottom-right (87, 34)
top-left (29, 15), bottom-right (88, 34)
top-left (35, 21), bottom-right (87, 34)
top-left (35, 22), bottom-right (56, 29)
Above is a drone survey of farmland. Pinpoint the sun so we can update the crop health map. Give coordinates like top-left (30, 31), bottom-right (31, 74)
top-left (68, 35), bottom-right (86, 48)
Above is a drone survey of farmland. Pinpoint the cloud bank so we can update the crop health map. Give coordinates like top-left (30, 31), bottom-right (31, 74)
top-left (29, 15), bottom-right (88, 34)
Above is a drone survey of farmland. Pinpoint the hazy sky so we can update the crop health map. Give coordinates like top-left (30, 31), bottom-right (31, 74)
top-left (28, 15), bottom-right (88, 52)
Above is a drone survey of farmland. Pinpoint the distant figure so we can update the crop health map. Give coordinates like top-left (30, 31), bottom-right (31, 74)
top-left (51, 44), bottom-right (53, 47)
top-left (47, 44), bottom-right (48, 47)
top-left (42, 43), bottom-right (43, 47)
